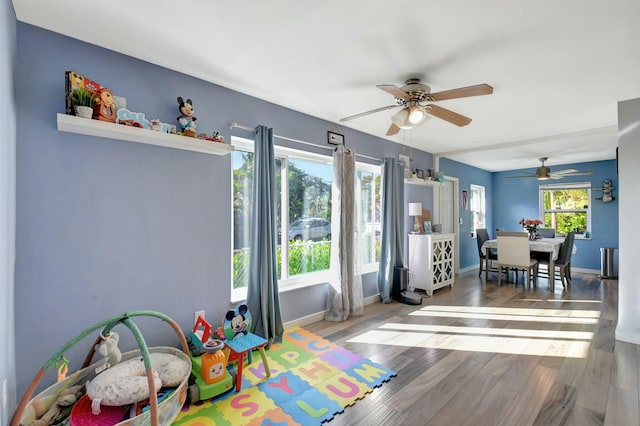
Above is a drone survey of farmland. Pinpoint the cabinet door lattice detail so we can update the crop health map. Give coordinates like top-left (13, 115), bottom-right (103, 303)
top-left (432, 239), bottom-right (454, 287)
top-left (408, 234), bottom-right (455, 296)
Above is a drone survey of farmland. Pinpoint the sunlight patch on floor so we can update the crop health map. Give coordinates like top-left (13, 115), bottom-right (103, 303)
top-left (417, 305), bottom-right (602, 318)
top-left (347, 329), bottom-right (591, 358)
top-left (345, 305), bottom-right (600, 358)
top-left (520, 298), bottom-right (603, 304)
top-left (410, 310), bottom-right (599, 324)
top-left (409, 305), bottom-right (601, 324)
top-left (378, 322), bottom-right (594, 340)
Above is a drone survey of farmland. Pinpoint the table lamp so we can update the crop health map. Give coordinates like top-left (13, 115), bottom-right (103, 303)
top-left (408, 202), bottom-right (422, 233)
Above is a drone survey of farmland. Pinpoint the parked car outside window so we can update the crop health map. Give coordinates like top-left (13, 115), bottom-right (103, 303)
top-left (282, 218), bottom-right (331, 241)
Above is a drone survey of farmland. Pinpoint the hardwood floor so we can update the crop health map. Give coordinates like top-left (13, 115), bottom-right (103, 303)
top-left (306, 270), bottom-right (638, 426)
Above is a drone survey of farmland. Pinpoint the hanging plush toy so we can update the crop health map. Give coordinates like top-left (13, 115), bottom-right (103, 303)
top-left (177, 97), bottom-right (197, 137)
top-left (95, 332), bottom-right (122, 373)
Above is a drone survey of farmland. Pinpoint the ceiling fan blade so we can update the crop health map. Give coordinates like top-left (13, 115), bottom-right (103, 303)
top-left (339, 104), bottom-right (400, 122)
top-left (502, 174), bottom-right (538, 179)
top-left (550, 169), bottom-right (578, 175)
top-left (376, 84), bottom-right (410, 99)
top-left (550, 171), bottom-right (594, 178)
top-left (386, 123), bottom-right (401, 136)
top-left (426, 104), bottom-right (472, 126)
top-left (427, 84), bottom-right (494, 101)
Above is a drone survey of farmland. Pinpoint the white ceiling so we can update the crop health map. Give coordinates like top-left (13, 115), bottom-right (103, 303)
top-left (12, 0), bottom-right (640, 171)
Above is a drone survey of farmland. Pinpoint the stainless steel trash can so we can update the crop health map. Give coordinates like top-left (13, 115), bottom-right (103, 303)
top-left (600, 247), bottom-right (617, 278)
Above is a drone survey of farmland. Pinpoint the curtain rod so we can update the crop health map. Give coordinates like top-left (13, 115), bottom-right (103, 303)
top-left (228, 122), bottom-right (381, 162)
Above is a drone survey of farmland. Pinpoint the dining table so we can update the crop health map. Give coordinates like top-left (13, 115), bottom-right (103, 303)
top-left (481, 237), bottom-right (565, 290)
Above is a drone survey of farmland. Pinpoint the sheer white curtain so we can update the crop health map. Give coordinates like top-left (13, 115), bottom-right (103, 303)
top-left (325, 146), bottom-right (364, 321)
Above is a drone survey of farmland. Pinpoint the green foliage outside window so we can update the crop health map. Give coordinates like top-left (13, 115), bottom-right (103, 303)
top-left (233, 236), bottom-right (380, 289)
top-left (541, 187), bottom-right (590, 234)
top-left (233, 240), bottom-right (331, 289)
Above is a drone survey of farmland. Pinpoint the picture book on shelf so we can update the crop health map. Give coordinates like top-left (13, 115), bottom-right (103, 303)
top-left (65, 70), bottom-right (126, 116)
top-left (65, 70), bottom-right (100, 116)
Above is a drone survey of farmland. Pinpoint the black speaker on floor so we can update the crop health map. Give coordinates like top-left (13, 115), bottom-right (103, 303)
top-left (393, 266), bottom-right (422, 305)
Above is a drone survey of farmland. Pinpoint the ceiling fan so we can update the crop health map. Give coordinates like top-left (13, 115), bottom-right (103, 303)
top-left (339, 78), bottom-right (493, 136)
top-left (504, 157), bottom-right (594, 180)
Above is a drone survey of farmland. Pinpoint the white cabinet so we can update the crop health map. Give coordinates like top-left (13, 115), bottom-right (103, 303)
top-left (408, 233), bottom-right (455, 296)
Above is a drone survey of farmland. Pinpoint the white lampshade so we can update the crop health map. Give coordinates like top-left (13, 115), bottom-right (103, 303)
top-left (391, 108), bottom-right (412, 129)
top-left (408, 105), bottom-right (427, 124)
top-left (408, 202), bottom-right (423, 216)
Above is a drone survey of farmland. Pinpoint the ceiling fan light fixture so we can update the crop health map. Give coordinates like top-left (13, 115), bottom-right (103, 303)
top-left (391, 108), bottom-right (412, 129)
top-left (408, 105), bottom-right (427, 124)
top-left (537, 173), bottom-right (550, 181)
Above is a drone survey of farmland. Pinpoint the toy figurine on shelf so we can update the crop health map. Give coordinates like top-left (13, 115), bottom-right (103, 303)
top-left (177, 97), bottom-right (197, 137)
top-left (92, 87), bottom-right (117, 123)
top-left (149, 119), bottom-right (162, 131)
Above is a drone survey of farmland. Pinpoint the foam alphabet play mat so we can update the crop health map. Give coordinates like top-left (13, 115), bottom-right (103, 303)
top-left (174, 327), bottom-right (396, 425)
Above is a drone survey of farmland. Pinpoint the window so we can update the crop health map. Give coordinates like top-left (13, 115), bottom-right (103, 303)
top-left (356, 165), bottom-right (382, 272)
top-left (539, 183), bottom-right (591, 237)
top-left (231, 137), bottom-right (381, 300)
top-left (469, 184), bottom-right (486, 238)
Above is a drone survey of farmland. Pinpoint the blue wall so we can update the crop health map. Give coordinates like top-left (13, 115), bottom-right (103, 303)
top-left (438, 157), bottom-right (618, 272)
top-left (1, 1), bottom-right (16, 422)
top-left (14, 23), bottom-right (435, 397)
top-left (494, 160), bottom-right (618, 270)
top-left (439, 158), bottom-right (494, 270)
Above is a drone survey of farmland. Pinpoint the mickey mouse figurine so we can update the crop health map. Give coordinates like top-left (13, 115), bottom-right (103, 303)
top-left (225, 304), bottom-right (249, 339)
top-left (177, 96), bottom-right (197, 137)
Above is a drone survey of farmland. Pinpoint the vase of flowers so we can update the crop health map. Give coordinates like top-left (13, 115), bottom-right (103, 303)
top-left (519, 218), bottom-right (543, 240)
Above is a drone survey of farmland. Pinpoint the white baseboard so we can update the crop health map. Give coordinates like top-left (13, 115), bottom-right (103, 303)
top-left (616, 330), bottom-right (640, 345)
top-left (570, 267), bottom-right (600, 275)
top-left (284, 294), bottom-right (380, 329)
top-left (458, 265), bottom-right (477, 275)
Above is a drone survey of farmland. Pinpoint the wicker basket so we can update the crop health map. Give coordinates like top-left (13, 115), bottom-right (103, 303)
top-left (11, 311), bottom-right (191, 426)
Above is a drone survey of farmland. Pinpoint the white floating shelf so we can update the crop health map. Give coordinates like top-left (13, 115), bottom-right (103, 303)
top-left (405, 177), bottom-right (441, 187)
top-left (57, 113), bottom-right (233, 156)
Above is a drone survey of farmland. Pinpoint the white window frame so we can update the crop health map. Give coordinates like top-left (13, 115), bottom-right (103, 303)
top-left (469, 184), bottom-right (486, 238)
top-left (356, 162), bottom-right (383, 275)
top-left (230, 136), bottom-right (381, 301)
top-left (539, 182), bottom-right (591, 239)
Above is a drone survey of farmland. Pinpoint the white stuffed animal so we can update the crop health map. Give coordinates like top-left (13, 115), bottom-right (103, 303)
top-left (95, 332), bottom-right (122, 374)
top-left (86, 352), bottom-right (189, 415)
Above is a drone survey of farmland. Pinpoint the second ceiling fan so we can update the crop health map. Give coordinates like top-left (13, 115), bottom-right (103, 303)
top-left (339, 78), bottom-right (493, 136)
top-left (504, 157), bottom-right (594, 180)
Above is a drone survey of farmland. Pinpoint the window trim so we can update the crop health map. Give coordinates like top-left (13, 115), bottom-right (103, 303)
top-left (355, 162), bottom-right (383, 274)
top-left (230, 136), bottom-right (382, 301)
top-left (539, 181), bottom-right (591, 239)
top-left (469, 184), bottom-right (486, 238)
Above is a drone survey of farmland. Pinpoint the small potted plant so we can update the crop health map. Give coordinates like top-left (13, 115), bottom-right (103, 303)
top-left (70, 88), bottom-right (96, 118)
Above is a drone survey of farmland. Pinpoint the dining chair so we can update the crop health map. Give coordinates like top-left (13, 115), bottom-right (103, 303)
top-left (534, 231), bottom-right (575, 287)
top-left (557, 231), bottom-right (575, 287)
top-left (496, 231), bottom-right (538, 288)
top-left (531, 227), bottom-right (556, 277)
top-left (537, 228), bottom-right (556, 238)
top-left (476, 228), bottom-right (497, 281)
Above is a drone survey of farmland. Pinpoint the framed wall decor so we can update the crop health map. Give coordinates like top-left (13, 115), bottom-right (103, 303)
top-left (462, 189), bottom-right (468, 210)
top-left (327, 131), bottom-right (344, 146)
top-left (422, 220), bottom-right (432, 234)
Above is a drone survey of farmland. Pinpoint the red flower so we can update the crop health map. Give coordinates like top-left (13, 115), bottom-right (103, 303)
top-left (518, 218), bottom-right (543, 233)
